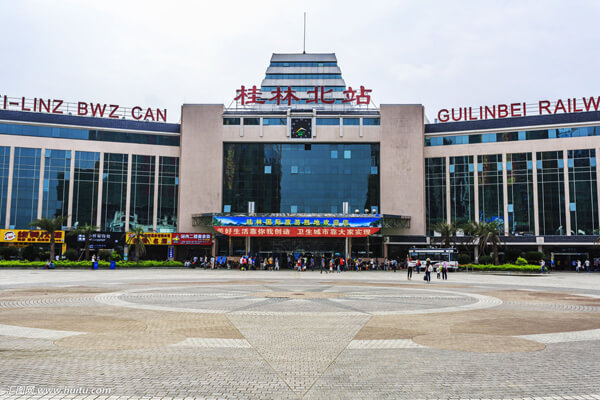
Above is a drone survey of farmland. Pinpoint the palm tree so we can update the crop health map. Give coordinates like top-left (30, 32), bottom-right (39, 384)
top-left (29, 216), bottom-right (65, 262)
top-left (473, 220), bottom-right (504, 265)
top-left (69, 223), bottom-right (99, 260)
top-left (431, 221), bottom-right (457, 248)
top-left (127, 226), bottom-right (147, 262)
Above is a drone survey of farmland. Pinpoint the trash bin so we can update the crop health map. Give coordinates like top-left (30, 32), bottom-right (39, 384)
top-left (110, 261), bottom-right (116, 270)
top-left (93, 261), bottom-right (98, 270)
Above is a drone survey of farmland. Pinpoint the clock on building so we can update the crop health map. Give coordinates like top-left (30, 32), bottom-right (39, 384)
top-left (291, 118), bottom-right (312, 139)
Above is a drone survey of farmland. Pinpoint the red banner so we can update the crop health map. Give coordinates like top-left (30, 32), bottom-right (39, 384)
top-left (214, 226), bottom-right (379, 237)
top-left (172, 233), bottom-right (212, 245)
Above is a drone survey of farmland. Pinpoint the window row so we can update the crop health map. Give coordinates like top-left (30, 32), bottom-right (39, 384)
top-left (0, 146), bottom-right (178, 231)
top-left (425, 125), bottom-right (600, 147)
top-left (223, 117), bottom-right (380, 126)
top-left (0, 122), bottom-right (180, 146)
top-left (265, 74), bottom-right (343, 79)
top-left (425, 150), bottom-right (599, 236)
top-left (269, 62), bottom-right (338, 67)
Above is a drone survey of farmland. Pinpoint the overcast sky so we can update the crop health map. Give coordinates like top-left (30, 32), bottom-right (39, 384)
top-left (1, 0), bottom-right (599, 123)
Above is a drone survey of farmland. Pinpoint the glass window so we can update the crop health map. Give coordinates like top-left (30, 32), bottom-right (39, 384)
top-left (371, 166), bottom-right (378, 175)
top-left (363, 118), bottom-right (380, 126)
top-left (265, 74), bottom-right (342, 79)
top-left (449, 156), bottom-right (474, 225)
top-left (426, 158), bottom-right (446, 235)
top-left (157, 156), bottom-right (179, 232)
top-left (290, 205), bottom-right (298, 213)
top-left (223, 205), bottom-right (231, 213)
top-left (10, 147), bottom-right (41, 228)
top-left (42, 149), bottom-right (71, 220)
top-left (0, 147), bottom-right (10, 228)
top-left (344, 150), bottom-right (351, 159)
top-left (72, 151), bottom-right (100, 228)
top-left (0, 122), bottom-right (179, 146)
top-left (129, 155), bottom-right (155, 231)
top-left (222, 143), bottom-right (380, 214)
top-left (343, 118), bottom-right (360, 126)
top-left (243, 118), bottom-right (260, 126)
top-left (477, 154), bottom-right (504, 227)
top-left (264, 165), bottom-right (272, 174)
top-left (263, 118), bottom-right (287, 126)
top-left (537, 151), bottom-right (566, 235)
top-left (568, 149), bottom-right (598, 235)
top-left (101, 153), bottom-right (128, 232)
top-left (316, 118), bottom-right (340, 126)
top-left (223, 118), bottom-right (240, 125)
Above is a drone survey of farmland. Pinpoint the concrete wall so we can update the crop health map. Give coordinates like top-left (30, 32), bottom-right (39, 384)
top-left (178, 105), bottom-right (224, 231)
top-left (379, 105), bottom-right (426, 236)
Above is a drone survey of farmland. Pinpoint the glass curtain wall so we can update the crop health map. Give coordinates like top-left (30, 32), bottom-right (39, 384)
top-left (477, 154), bottom-right (504, 225)
top-left (222, 143), bottom-right (379, 214)
top-left (157, 156), bottom-right (179, 232)
top-left (72, 151), bottom-right (100, 228)
top-left (10, 147), bottom-right (41, 228)
top-left (506, 153), bottom-right (535, 235)
top-left (101, 153), bottom-right (128, 232)
top-left (568, 149), bottom-right (598, 235)
top-left (130, 155), bottom-right (155, 231)
top-left (42, 150), bottom-right (71, 220)
top-left (537, 151), bottom-right (566, 235)
top-left (0, 147), bottom-right (10, 228)
top-left (449, 156), bottom-right (474, 225)
top-left (425, 157), bottom-right (446, 234)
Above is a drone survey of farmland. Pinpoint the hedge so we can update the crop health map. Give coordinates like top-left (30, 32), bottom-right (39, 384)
top-left (0, 260), bottom-right (184, 268)
top-left (464, 263), bottom-right (541, 272)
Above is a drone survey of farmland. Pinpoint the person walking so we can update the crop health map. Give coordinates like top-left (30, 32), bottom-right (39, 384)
top-left (540, 259), bottom-right (546, 274)
top-left (320, 257), bottom-right (325, 274)
top-left (442, 260), bottom-right (448, 280)
top-left (407, 258), bottom-right (413, 280)
top-left (576, 259), bottom-right (582, 273)
top-left (416, 259), bottom-right (421, 274)
top-left (585, 259), bottom-right (590, 273)
top-left (425, 259), bottom-right (432, 283)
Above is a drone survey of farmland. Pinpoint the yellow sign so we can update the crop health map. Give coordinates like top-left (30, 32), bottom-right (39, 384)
top-left (126, 232), bottom-right (172, 245)
top-left (0, 229), bottom-right (65, 243)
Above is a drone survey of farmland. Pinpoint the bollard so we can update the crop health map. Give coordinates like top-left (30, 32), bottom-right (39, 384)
top-left (93, 261), bottom-right (98, 270)
top-left (110, 261), bottom-right (116, 270)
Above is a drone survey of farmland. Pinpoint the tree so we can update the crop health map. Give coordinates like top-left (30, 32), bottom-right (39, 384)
top-left (69, 223), bottom-right (99, 260)
top-left (473, 220), bottom-right (504, 265)
top-left (431, 221), bottom-right (457, 248)
top-left (127, 226), bottom-right (147, 262)
top-left (29, 216), bottom-right (65, 262)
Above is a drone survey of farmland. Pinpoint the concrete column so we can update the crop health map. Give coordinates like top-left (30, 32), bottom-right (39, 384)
top-left (67, 151), bottom-right (76, 228)
top-left (286, 110), bottom-right (291, 138)
top-left (96, 153), bottom-right (104, 228)
top-left (344, 237), bottom-right (349, 258)
top-left (153, 155), bottom-right (159, 232)
top-left (37, 148), bottom-right (46, 219)
top-left (446, 156), bottom-right (451, 224)
top-left (502, 153), bottom-right (509, 235)
top-left (339, 117), bottom-right (343, 137)
top-left (532, 152), bottom-right (540, 236)
top-left (259, 117), bottom-right (263, 137)
top-left (228, 236), bottom-right (232, 256)
top-left (5, 146), bottom-right (14, 229)
top-left (312, 109), bottom-right (316, 138)
top-left (239, 118), bottom-right (244, 137)
top-left (473, 155), bottom-right (479, 223)
top-left (125, 153), bottom-right (133, 232)
top-left (563, 150), bottom-right (571, 236)
top-left (359, 117), bottom-right (364, 138)
top-left (474, 245), bottom-right (479, 264)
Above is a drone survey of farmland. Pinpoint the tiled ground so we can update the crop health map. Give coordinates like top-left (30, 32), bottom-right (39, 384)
top-left (0, 269), bottom-right (599, 399)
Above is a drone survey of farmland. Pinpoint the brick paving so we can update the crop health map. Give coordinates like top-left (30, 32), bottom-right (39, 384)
top-left (0, 269), bottom-right (598, 399)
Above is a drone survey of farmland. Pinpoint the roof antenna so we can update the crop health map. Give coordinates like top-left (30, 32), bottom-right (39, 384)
top-left (303, 12), bottom-right (306, 54)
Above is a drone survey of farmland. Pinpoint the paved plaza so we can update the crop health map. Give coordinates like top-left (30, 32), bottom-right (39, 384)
top-left (0, 269), bottom-right (599, 399)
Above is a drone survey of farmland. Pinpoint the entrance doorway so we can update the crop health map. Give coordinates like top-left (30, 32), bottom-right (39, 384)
top-left (551, 252), bottom-right (589, 271)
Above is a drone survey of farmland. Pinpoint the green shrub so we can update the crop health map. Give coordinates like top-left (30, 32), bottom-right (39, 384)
top-left (504, 248), bottom-right (522, 263)
top-left (0, 260), bottom-right (184, 268)
top-left (21, 245), bottom-right (40, 261)
top-left (466, 263), bottom-right (539, 272)
top-left (515, 257), bottom-right (528, 265)
top-left (64, 248), bottom-right (79, 261)
top-left (98, 249), bottom-right (112, 260)
top-left (0, 246), bottom-right (19, 260)
top-left (110, 251), bottom-right (122, 262)
top-left (457, 253), bottom-right (471, 265)
top-left (523, 251), bottom-right (544, 264)
top-left (478, 255), bottom-right (493, 264)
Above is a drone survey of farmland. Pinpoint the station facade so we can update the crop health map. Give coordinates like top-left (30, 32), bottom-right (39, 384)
top-left (1, 52), bottom-right (600, 265)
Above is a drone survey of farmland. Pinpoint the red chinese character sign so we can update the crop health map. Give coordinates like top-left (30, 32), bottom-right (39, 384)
top-left (233, 85), bottom-right (373, 106)
top-left (214, 227), bottom-right (380, 237)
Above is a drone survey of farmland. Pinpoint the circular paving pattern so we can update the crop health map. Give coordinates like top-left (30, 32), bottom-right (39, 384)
top-left (0, 270), bottom-right (599, 399)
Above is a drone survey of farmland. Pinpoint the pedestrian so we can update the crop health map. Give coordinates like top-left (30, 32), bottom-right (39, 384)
top-left (320, 257), bottom-right (325, 274)
top-left (442, 260), bottom-right (448, 280)
top-left (585, 259), bottom-right (590, 273)
top-left (436, 263), bottom-right (441, 279)
top-left (275, 257), bottom-right (279, 270)
top-left (425, 259), bottom-right (432, 283)
top-left (416, 259), bottom-right (421, 274)
top-left (540, 259), bottom-right (546, 274)
top-left (407, 258), bottom-right (413, 280)
top-left (576, 259), bottom-right (582, 273)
